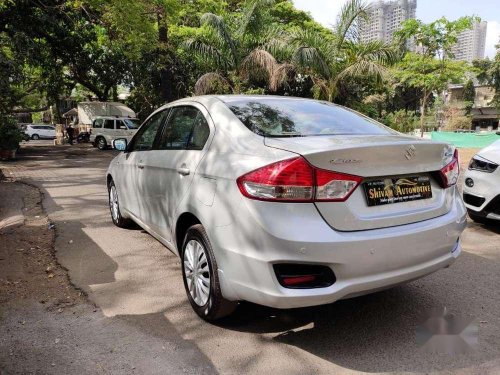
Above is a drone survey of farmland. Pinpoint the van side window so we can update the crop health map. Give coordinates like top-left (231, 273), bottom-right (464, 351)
top-left (93, 119), bottom-right (103, 128)
top-left (117, 120), bottom-right (127, 130)
top-left (104, 120), bottom-right (115, 129)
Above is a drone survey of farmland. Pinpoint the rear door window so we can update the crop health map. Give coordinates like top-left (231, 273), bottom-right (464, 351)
top-left (104, 120), bottom-right (115, 130)
top-left (93, 119), bottom-right (103, 128)
top-left (158, 106), bottom-right (210, 150)
top-left (188, 114), bottom-right (210, 150)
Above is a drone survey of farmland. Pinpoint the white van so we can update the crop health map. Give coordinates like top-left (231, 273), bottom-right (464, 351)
top-left (90, 117), bottom-right (140, 150)
top-left (25, 124), bottom-right (56, 140)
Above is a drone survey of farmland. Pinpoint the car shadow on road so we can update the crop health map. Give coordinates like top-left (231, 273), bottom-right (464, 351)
top-left (468, 220), bottom-right (500, 235)
top-left (215, 250), bottom-right (500, 373)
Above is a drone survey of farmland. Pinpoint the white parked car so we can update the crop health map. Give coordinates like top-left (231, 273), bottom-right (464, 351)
top-left (90, 116), bottom-right (139, 150)
top-left (25, 124), bottom-right (56, 140)
top-left (463, 139), bottom-right (500, 222)
top-left (106, 96), bottom-right (467, 321)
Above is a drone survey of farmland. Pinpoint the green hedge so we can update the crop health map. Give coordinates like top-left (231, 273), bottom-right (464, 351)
top-left (431, 132), bottom-right (500, 148)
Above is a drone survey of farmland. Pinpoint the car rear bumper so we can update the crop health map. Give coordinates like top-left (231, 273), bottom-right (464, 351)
top-left (213, 188), bottom-right (467, 309)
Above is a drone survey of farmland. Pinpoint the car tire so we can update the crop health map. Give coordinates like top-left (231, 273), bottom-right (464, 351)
top-left (108, 180), bottom-right (133, 228)
top-left (467, 210), bottom-right (487, 224)
top-left (97, 137), bottom-right (107, 150)
top-left (181, 224), bottom-right (237, 321)
top-left (31, 134), bottom-right (40, 140)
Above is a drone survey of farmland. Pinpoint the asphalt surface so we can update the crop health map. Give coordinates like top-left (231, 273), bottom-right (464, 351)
top-left (1, 140), bottom-right (499, 374)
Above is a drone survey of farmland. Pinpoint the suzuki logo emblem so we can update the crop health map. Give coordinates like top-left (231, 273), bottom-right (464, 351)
top-left (405, 145), bottom-right (416, 160)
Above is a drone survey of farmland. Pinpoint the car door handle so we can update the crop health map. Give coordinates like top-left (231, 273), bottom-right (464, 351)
top-left (138, 163), bottom-right (145, 170)
top-left (177, 167), bottom-right (190, 176)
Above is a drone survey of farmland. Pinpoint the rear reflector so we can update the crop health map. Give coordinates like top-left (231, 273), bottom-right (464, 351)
top-left (282, 275), bottom-right (316, 286)
top-left (237, 157), bottom-right (362, 202)
top-left (274, 264), bottom-right (336, 289)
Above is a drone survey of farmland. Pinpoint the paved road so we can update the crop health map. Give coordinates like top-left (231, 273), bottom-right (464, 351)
top-left (2, 141), bottom-right (500, 374)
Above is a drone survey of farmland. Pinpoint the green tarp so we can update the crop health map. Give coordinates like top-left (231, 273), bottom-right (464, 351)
top-left (431, 132), bottom-right (500, 148)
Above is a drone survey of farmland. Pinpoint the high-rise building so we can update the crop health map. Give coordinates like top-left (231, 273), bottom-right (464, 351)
top-left (451, 21), bottom-right (487, 63)
top-left (359, 0), bottom-right (417, 44)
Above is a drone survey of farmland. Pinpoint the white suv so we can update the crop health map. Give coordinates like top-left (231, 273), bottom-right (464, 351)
top-left (90, 117), bottom-right (140, 150)
top-left (463, 140), bottom-right (500, 222)
top-left (25, 124), bottom-right (56, 140)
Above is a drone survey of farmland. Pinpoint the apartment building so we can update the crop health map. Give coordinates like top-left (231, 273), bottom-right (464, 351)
top-left (451, 21), bottom-right (487, 63)
top-left (359, 0), bottom-right (417, 44)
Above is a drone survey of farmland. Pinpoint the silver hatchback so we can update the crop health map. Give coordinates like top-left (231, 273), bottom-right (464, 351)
top-left (106, 95), bottom-right (467, 321)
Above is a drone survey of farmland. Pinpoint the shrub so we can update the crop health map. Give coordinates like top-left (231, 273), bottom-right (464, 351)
top-left (442, 104), bottom-right (472, 131)
top-left (0, 114), bottom-right (22, 150)
top-left (383, 110), bottom-right (418, 133)
top-left (444, 115), bottom-right (472, 131)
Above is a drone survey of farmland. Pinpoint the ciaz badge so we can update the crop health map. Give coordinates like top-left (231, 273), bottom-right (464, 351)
top-left (330, 158), bottom-right (361, 164)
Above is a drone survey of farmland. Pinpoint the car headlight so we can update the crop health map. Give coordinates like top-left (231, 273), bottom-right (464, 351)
top-left (468, 155), bottom-right (498, 173)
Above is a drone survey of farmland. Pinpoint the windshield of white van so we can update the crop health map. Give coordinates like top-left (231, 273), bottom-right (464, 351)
top-left (123, 119), bottom-right (140, 129)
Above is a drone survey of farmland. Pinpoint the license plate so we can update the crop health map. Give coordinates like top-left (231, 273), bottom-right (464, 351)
top-left (363, 176), bottom-right (432, 207)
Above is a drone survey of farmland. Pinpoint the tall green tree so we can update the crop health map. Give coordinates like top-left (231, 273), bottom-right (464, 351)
top-left (462, 79), bottom-right (475, 115)
top-left (489, 43), bottom-right (500, 107)
top-left (471, 45), bottom-right (499, 108)
top-left (183, 0), bottom-right (280, 95)
top-left (0, 0), bottom-right (130, 105)
top-left (394, 16), bottom-right (476, 136)
top-left (269, 0), bottom-right (399, 102)
top-left (394, 53), bottom-right (468, 135)
top-left (472, 58), bottom-right (493, 85)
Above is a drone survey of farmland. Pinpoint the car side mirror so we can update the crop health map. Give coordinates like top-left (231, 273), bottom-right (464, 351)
top-left (113, 138), bottom-right (128, 151)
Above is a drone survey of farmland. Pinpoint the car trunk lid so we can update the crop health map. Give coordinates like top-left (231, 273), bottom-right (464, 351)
top-left (264, 135), bottom-right (455, 231)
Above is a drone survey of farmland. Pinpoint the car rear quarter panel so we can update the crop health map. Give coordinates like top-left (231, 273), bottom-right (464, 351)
top-left (172, 98), bottom-right (297, 249)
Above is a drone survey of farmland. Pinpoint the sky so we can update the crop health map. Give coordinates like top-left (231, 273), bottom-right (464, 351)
top-left (293, 0), bottom-right (500, 58)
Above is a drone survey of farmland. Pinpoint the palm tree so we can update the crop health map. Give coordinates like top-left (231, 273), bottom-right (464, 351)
top-left (270, 0), bottom-right (399, 101)
top-left (184, 0), bottom-right (280, 95)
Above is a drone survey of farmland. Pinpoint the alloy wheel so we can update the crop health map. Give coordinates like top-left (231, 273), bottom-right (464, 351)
top-left (183, 239), bottom-right (210, 306)
top-left (109, 185), bottom-right (119, 222)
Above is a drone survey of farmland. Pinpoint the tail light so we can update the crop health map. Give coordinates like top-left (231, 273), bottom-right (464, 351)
top-left (237, 157), bottom-right (362, 202)
top-left (438, 149), bottom-right (459, 188)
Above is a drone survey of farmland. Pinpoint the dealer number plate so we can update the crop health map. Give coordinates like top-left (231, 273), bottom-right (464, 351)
top-left (364, 176), bottom-right (432, 207)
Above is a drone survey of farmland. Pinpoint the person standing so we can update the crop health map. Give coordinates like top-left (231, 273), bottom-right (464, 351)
top-left (66, 124), bottom-right (75, 145)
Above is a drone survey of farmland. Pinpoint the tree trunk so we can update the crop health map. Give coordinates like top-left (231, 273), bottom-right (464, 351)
top-left (53, 99), bottom-right (62, 125)
top-left (420, 91), bottom-right (429, 138)
top-left (157, 7), bottom-right (173, 102)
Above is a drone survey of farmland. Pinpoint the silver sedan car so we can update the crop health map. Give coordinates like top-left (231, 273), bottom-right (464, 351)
top-left (106, 95), bottom-right (467, 321)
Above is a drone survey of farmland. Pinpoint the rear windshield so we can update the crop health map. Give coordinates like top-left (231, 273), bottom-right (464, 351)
top-left (224, 98), bottom-right (393, 137)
